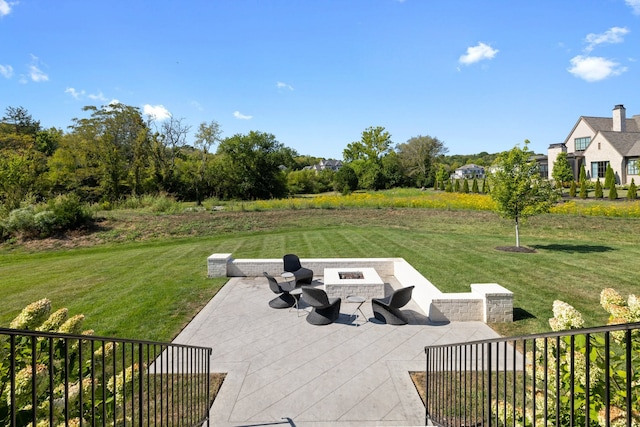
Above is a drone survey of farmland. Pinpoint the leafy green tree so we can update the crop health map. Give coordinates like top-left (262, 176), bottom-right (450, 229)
top-left (333, 164), bottom-right (358, 194)
top-left (343, 126), bottom-right (393, 190)
top-left (579, 179), bottom-right (587, 199)
top-left (343, 126), bottom-right (392, 163)
top-left (454, 179), bottom-right (460, 192)
top-left (462, 179), bottom-right (469, 193)
top-left (56, 104), bottom-right (152, 202)
top-left (488, 140), bottom-right (558, 247)
top-left (0, 107), bottom-right (49, 210)
top-left (627, 178), bottom-right (637, 200)
top-left (595, 178), bottom-right (603, 198)
top-left (552, 152), bottom-right (574, 187)
top-left (380, 151), bottom-right (406, 188)
top-left (569, 180), bottom-right (576, 197)
top-left (604, 163), bottom-right (615, 188)
top-left (153, 116), bottom-right (191, 193)
top-left (609, 180), bottom-right (618, 200)
top-left (214, 131), bottom-right (288, 200)
top-left (193, 120), bottom-right (222, 204)
top-left (396, 135), bottom-right (447, 187)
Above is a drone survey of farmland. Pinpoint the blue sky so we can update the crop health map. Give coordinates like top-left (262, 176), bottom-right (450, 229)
top-left (2, 1), bottom-right (640, 159)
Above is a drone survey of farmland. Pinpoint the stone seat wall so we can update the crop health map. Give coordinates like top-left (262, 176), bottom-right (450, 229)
top-left (207, 253), bottom-right (512, 323)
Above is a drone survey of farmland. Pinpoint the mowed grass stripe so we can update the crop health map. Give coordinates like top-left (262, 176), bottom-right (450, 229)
top-left (2, 208), bottom-right (638, 339)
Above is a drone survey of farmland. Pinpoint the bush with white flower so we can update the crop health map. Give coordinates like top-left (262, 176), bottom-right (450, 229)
top-left (1, 299), bottom-right (141, 426)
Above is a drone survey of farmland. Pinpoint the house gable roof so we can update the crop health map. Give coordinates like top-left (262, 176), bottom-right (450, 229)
top-left (598, 131), bottom-right (640, 157)
top-left (564, 114), bottom-right (640, 157)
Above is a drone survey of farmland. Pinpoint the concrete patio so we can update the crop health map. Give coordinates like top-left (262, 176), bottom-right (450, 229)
top-left (173, 275), bottom-right (502, 426)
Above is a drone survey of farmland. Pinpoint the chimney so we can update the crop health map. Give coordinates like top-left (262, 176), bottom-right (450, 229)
top-left (613, 104), bottom-right (626, 132)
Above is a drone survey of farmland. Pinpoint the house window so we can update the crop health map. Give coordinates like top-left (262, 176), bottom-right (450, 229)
top-left (628, 159), bottom-right (639, 175)
top-left (575, 137), bottom-right (591, 151)
top-left (591, 161), bottom-right (609, 178)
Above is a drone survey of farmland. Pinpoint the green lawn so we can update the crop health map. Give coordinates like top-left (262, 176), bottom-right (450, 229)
top-left (1, 205), bottom-right (639, 341)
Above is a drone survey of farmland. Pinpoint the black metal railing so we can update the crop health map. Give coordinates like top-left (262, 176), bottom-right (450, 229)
top-left (424, 322), bottom-right (640, 426)
top-left (0, 327), bottom-right (212, 426)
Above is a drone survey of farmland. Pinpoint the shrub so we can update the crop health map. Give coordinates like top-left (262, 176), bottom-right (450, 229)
top-left (462, 179), bottom-right (469, 193)
top-left (627, 178), bottom-right (637, 200)
top-left (579, 180), bottom-right (587, 199)
top-left (595, 178), bottom-right (603, 198)
top-left (609, 183), bottom-right (618, 200)
top-left (472, 178), bottom-right (479, 193)
top-left (569, 181), bottom-right (576, 197)
top-left (33, 210), bottom-right (58, 235)
top-left (47, 194), bottom-right (92, 230)
top-left (2, 299), bottom-right (141, 426)
top-left (496, 289), bottom-right (640, 426)
top-left (3, 206), bottom-right (37, 236)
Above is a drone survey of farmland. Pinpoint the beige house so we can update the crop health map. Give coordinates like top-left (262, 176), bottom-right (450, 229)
top-left (548, 104), bottom-right (640, 185)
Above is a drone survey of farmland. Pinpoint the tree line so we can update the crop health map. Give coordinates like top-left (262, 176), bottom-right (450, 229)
top-left (0, 104), bottom-right (464, 210)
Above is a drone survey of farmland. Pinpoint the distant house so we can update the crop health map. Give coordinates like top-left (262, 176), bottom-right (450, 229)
top-left (548, 104), bottom-right (640, 185)
top-left (451, 164), bottom-right (485, 180)
top-left (303, 158), bottom-right (343, 173)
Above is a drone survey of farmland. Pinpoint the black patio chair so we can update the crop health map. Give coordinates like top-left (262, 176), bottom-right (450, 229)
top-left (264, 272), bottom-right (297, 309)
top-left (371, 286), bottom-right (415, 325)
top-left (282, 254), bottom-right (313, 286)
top-left (301, 286), bottom-right (341, 325)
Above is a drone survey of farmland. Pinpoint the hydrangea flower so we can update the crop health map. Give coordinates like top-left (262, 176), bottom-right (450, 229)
top-left (57, 314), bottom-right (85, 335)
top-left (37, 307), bottom-right (69, 332)
top-left (600, 288), bottom-right (625, 314)
top-left (549, 300), bottom-right (584, 331)
top-left (9, 298), bottom-right (52, 330)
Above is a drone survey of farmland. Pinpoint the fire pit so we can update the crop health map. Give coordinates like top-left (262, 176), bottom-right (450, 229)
top-left (324, 268), bottom-right (385, 300)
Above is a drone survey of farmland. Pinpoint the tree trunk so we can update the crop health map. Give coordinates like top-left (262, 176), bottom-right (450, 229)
top-left (515, 217), bottom-right (520, 247)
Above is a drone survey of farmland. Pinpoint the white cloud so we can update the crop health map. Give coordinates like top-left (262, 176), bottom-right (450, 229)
top-left (88, 91), bottom-right (108, 101)
top-left (233, 111), bottom-right (252, 120)
top-left (27, 55), bottom-right (48, 82)
top-left (585, 27), bottom-right (629, 52)
top-left (459, 42), bottom-right (499, 65)
top-left (0, 0), bottom-right (11, 16)
top-left (568, 55), bottom-right (627, 82)
top-left (625, 0), bottom-right (640, 14)
top-left (65, 87), bottom-right (85, 99)
top-left (277, 81), bottom-right (294, 91)
top-left (0, 64), bottom-right (13, 78)
top-left (143, 104), bottom-right (171, 121)
top-left (29, 65), bottom-right (48, 82)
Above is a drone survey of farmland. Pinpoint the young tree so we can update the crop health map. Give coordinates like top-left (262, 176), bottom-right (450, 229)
top-left (627, 178), bottom-right (637, 200)
top-left (472, 177), bottom-right (479, 193)
top-left (569, 180), bottom-right (576, 197)
top-left (462, 178), bottom-right (469, 193)
top-left (604, 163), bottom-right (615, 188)
top-left (488, 140), bottom-right (558, 248)
top-left (579, 179), bottom-right (587, 199)
top-left (595, 178), bottom-right (603, 198)
top-left (579, 163), bottom-right (587, 183)
top-left (454, 179), bottom-right (460, 192)
top-left (552, 152), bottom-right (573, 187)
top-left (609, 180), bottom-right (618, 200)
top-left (482, 178), bottom-right (489, 193)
